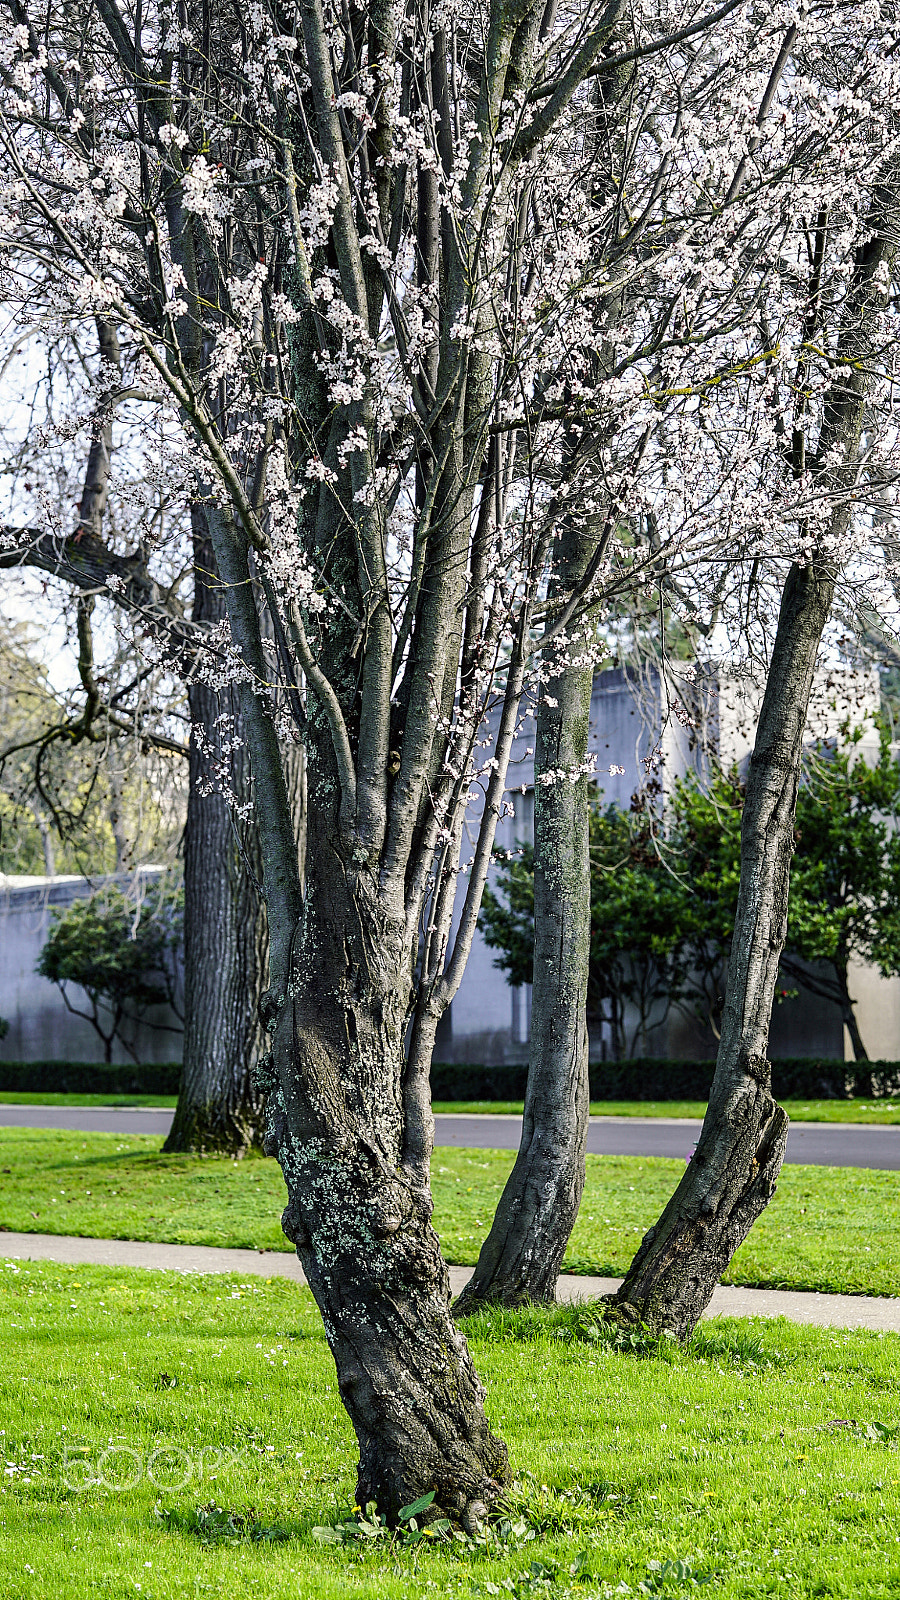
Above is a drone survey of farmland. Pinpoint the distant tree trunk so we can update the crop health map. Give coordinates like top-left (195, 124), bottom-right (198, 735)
top-left (455, 522), bottom-right (594, 1311)
top-left (778, 953), bottom-right (864, 1059)
top-left (164, 510), bottom-right (270, 1156)
top-left (106, 754), bottom-right (132, 873)
top-left (608, 560), bottom-right (832, 1337)
top-left (31, 802), bottom-right (55, 877)
top-left (836, 960), bottom-right (868, 1061)
top-left (163, 692), bottom-right (268, 1153)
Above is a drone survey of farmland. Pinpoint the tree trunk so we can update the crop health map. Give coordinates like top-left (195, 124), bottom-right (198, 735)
top-left (454, 524), bottom-right (593, 1311)
top-left (106, 753), bottom-right (132, 873)
top-left (836, 960), bottom-right (868, 1062)
top-left (260, 800), bottom-right (508, 1522)
top-left (607, 162), bottom-right (898, 1339)
top-left (164, 513), bottom-right (269, 1156)
top-left (608, 560), bottom-right (834, 1338)
top-left (455, 61), bottom-right (639, 1311)
top-left (32, 802), bottom-right (56, 877)
top-left (163, 682), bottom-right (268, 1153)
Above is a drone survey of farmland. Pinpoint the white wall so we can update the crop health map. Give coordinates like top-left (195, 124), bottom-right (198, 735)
top-left (0, 871), bottom-right (182, 1065)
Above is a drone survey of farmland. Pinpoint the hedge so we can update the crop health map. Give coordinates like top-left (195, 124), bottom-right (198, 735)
top-left (0, 1061), bottom-right (181, 1095)
top-left (431, 1057), bottom-right (900, 1102)
top-left (2, 1056), bottom-right (899, 1102)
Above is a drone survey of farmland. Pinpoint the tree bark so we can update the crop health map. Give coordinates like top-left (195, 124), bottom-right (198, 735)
top-left (259, 793), bottom-right (508, 1522)
top-left (454, 523), bottom-right (594, 1311)
top-left (164, 511), bottom-right (270, 1156)
top-left (163, 688), bottom-right (268, 1154)
top-left (608, 561), bottom-right (834, 1337)
top-left (197, 468), bottom-right (509, 1515)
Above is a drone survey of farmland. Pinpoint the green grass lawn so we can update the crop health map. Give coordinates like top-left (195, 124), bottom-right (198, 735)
top-left (0, 1257), bottom-right (899, 1599)
top-left (3, 1091), bottom-right (900, 1121)
top-left (0, 1093), bottom-right (179, 1108)
top-left (1, 1128), bottom-right (898, 1297)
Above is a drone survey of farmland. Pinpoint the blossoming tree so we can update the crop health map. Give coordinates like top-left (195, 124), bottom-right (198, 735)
top-left (1, 0), bottom-right (898, 1517)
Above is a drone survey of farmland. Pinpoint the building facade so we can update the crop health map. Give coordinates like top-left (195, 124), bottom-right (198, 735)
top-left (435, 664), bottom-right (888, 1065)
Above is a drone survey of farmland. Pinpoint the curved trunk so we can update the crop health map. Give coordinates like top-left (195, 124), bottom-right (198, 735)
top-left (260, 801), bottom-right (507, 1521)
top-left (455, 525), bottom-right (593, 1311)
top-left (609, 560), bottom-right (834, 1338)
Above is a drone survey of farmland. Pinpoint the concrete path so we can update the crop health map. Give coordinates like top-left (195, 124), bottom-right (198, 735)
top-left (1, 1230), bottom-right (898, 1331)
top-left (3, 1104), bottom-right (900, 1170)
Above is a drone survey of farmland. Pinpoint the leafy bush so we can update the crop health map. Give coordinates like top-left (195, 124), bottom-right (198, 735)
top-left (430, 1057), bottom-right (900, 1100)
top-left (37, 882), bottom-right (183, 1063)
top-left (479, 729), bottom-right (900, 1060)
top-left (0, 1061), bottom-right (180, 1092)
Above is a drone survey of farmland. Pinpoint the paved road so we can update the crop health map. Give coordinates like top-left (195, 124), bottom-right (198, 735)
top-left (2, 1104), bottom-right (899, 1169)
top-left (2, 1230), bottom-right (898, 1331)
top-left (439, 1112), bottom-right (900, 1170)
top-left (0, 1105), bottom-right (177, 1136)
